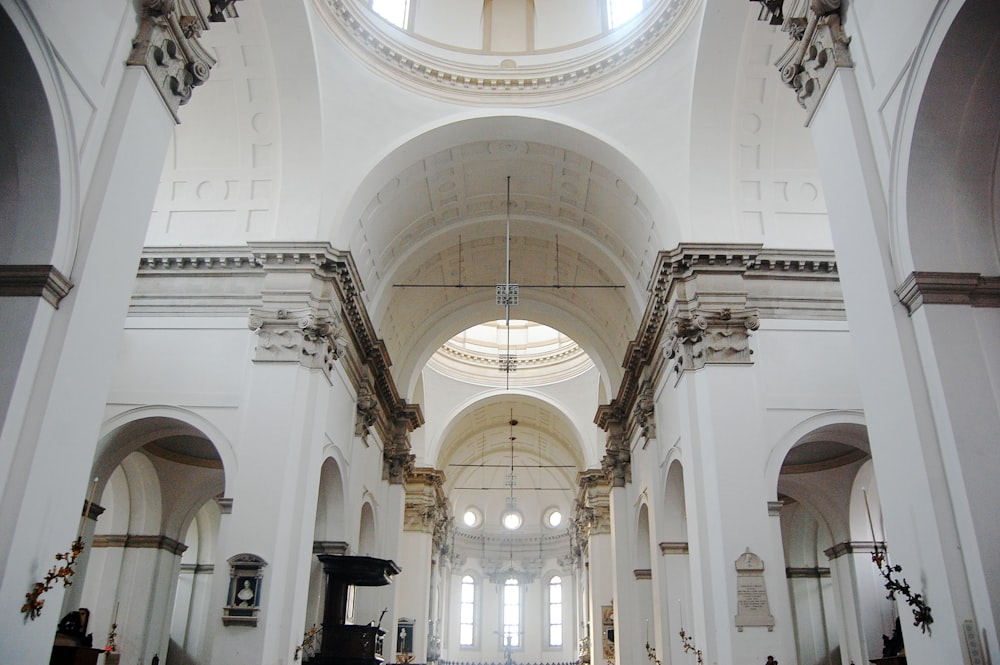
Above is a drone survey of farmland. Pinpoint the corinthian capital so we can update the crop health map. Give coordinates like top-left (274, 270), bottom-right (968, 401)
top-left (248, 306), bottom-right (348, 374)
top-left (665, 308), bottom-right (760, 375)
top-left (128, 0), bottom-right (240, 121)
top-left (764, 0), bottom-right (852, 124)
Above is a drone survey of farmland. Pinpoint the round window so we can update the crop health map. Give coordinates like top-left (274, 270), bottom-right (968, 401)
top-left (463, 507), bottom-right (482, 528)
top-left (502, 511), bottom-right (523, 530)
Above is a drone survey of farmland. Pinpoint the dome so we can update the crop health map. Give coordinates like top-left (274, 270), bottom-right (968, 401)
top-left (314, 0), bottom-right (701, 103)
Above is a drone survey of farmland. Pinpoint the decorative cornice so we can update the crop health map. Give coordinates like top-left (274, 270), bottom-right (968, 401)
top-left (215, 496), bottom-right (233, 514)
top-left (404, 468), bottom-right (451, 546)
top-left (757, 0), bottom-right (853, 124)
top-left (659, 541), bottom-right (689, 555)
top-left (313, 0), bottom-right (701, 105)
top-left (824, 540), bottom-right (886, 560)
top-left (179, 563), bottom-right (214, 574)
top-left (128, 0), bottom-right (238, 121)
top-left (313, 540), bottom-right (351, 555)
top-left (0, 265), bottom-right (73, 308)
top-left (574, 470), bottom-right (612, 538)
top-left (92, 534), bottom-right (188, 555)
top-left (895, 271), bottom-right (1000, 314)
top-left (633, 568), bottom-right (652, 580)
top-left (82, 502), bottom-right (106, 522)
top-left (246, 243), bottom-right (423, 448)
top-left (767, 500), bottom-right (784, 516)
top-left (785, 567), bottom-right (831, 578)
top-left (595, 244), bottom-right (841, 438)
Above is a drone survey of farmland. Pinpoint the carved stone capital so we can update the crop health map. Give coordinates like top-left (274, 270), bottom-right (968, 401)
top-left (633, 379), bottom-right (656, 441)
top-left (355, 366), bottom-right (379, 439)
top-left (404, 469), bottom-right (450, 547)
top-left (769, 0), bottom-right (852, 124)
top-left (383, 419), bottom-right (416, 485)
top-left (600, 420), bottom-right (630, 487)
top-left (128, 0), bottom-right (239, 120)
top-left (664, 308), bottom-right (760, 375)
top-left (248, 306), bottom-right (348, 374)
top-left (574, 470), bottom-right (612, 539)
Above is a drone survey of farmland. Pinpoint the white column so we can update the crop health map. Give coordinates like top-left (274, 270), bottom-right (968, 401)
top-left (809, 66), bottom-right (984, 664)
top-left (0, 66), bottom-right (175, 662)
top-left (609, 486), bottom-right (641, 665)
top-left (677, 366), bottom-right (796, 665)
top-left (396, 529), bottom-right (434, 661)
top-left (208, 361), bottom-right (329, 665)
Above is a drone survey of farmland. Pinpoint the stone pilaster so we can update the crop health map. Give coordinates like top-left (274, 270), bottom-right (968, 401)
top-left (127, 0), bottom-right (241, 121)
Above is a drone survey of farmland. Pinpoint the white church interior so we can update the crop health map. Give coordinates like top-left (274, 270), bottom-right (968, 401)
top-left (1, 1), bottom-right (998, 665)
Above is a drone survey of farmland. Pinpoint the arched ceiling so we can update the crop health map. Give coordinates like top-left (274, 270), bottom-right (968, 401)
top-left (435, 394), bottom-right (587, 492)
top-left (347, 135), bottom-right (667, 394)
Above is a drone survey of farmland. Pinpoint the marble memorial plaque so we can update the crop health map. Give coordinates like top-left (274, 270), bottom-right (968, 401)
top-left (734, 548), bottom-right (774, 631)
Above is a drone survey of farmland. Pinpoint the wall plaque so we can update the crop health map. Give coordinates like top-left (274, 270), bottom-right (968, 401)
top-left (734, 548), bottom-right (774, 631)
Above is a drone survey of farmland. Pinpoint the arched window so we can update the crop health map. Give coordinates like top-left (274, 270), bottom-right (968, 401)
top-left (459, 575), bottom-right (476, 646)
top-left (371, 0), bottom-right (409, 28)
top-left (607, 0), bottom-right (644, 29)
top-left (502, 577), bottom-right (521, 647)
top-left (548, 576), bottom-right (563, 646)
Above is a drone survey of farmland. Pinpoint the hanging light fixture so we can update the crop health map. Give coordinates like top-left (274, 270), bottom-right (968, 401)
top-left (500, 413), bottom-right (522, 530)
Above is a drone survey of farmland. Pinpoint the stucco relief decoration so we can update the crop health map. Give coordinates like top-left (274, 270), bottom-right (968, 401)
top-left (770, 0), bottom-right (853, 123)
top-left (665, 309), bottom-right (760, 375)
top-left (248, 307), bottom-right (347, 374)
top-left (128, 0), bottom-right (239, 120)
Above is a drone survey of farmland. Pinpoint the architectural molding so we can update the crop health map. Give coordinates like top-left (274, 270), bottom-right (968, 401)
top-left (312, 0), bottom-right (700, 105)
top-left (127, 0), bottom-right (241, 121)
top-left (659, 542), bottom-right (689, 555)
top-left (574, 470), bottom-right (612, 539)
top-left (179, 563), bottom-right (215, 574)
top-left (215, 496), bottom-right (233, 514)
top-left (767, 500), bottom-right (784, 516)
top-left (82, 502), bottom-right (106, 522)
top-left (0, 265), bottom-right (73, 308)
top-left (92, 534), bottom-right (188, 555)
top-left (595, 244), bottom-right (841, 442)
top-left (895, 271), bottom-right (1000, 314)
top-left (313, 541), bottom-right (351, 555)
top-left (633, 568), bottom-right (652, 580)
top-left (760, 0), bottom-right (853, 124)
top-left (785, 567), bottom-right (831, 578)
top-left (248, 306), bottom-right (349, 373)
top-left (824, 540), bottom-right (886, 560)
top-left (599, 418), bottom-right (630, 487)
top-left (404, 468), bottom-right (451, 550)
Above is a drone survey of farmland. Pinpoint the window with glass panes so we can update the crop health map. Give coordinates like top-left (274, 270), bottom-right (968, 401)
top-left (548, 576), bottom-right (563, 646)
top-left (460, 575), bottom-right (475, 646)
top-left (502, 577), bottom-right (521, 647)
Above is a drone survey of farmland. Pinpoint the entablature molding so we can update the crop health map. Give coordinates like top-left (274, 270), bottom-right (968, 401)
top-left (895, 271), bottom-right (1000, 314)
top-left (92, 534), bottom-right (188, 555)
top-left (824, 540), bottom-right (886, 560)
top-left (0, 265), bottom-right (73, 308)
top-left (128, 0), bottom-right (242, 121)
top-left (596, 244), bottom-right (841, 449)
top-left (133, 244), bottom-right (423, 455)
top-left (574, 469), bottom-right (612, 539)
